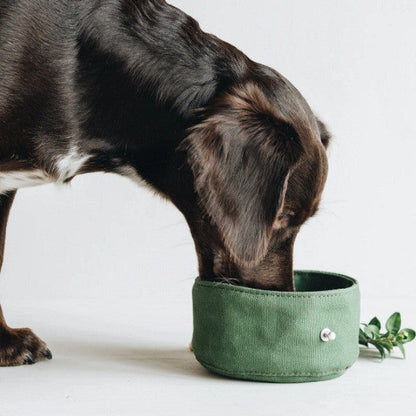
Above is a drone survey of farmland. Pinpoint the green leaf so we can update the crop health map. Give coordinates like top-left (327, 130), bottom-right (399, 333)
top-left (369, 317), bottom-right (381, 330)
top-left (374, 343), bottom-right (386, 360)
top-left (399, 328), bottom-right (416, 344)
top-left (368, 324), bottom-right (380, 337)
top-left (359, 329), bottom-right (369, 346)
top-left (397, 343), bottom-right (406, 359)
top-left (360, 313), bottom-right (415, 360)
top-left (386, 312), bottom-right (401, 335)
top-left (362, 324), bottom-right (374, 339)
top-left (379, 339), bottom-right (394, 354)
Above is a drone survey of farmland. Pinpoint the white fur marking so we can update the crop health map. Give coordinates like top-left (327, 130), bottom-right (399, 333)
top-left (0, 147), bottom-right (91, 193)
top-left (117, 165), bottom-right (146, 187)
top-left (55, 147), bottom-right (91, 182)
top-left (0, 170), bottom-right (52, 194)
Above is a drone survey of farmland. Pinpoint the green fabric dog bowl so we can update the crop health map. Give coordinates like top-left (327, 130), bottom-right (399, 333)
top-left (192, 270), bottom-right (360, 383)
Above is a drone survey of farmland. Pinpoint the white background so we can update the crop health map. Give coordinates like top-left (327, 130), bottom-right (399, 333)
top-left (0, 1), bottom-right (415, 415)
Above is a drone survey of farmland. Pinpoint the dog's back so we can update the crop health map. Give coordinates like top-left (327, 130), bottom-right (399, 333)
top-left (0, 0), bottom-right (250, 187)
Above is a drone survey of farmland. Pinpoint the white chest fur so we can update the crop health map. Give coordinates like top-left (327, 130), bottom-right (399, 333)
top-left (0, 169), bottom-right (53, 194)
top-left (0, 146), bottom-right (91, 194)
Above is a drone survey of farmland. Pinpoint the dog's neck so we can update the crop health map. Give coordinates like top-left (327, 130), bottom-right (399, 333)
top-left (71, 15), bottom-right (250, 202)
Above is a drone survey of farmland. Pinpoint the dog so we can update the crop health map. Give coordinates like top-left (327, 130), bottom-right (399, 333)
top-left (0, 0), bottom-right (330, 366)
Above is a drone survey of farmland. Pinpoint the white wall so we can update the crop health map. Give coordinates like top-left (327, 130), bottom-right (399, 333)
top-left (1, 0), bottom-right (415, 302)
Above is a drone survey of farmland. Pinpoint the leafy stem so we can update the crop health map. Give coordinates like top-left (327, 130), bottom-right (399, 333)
top-left (359, 312), bottom-right (415, 360)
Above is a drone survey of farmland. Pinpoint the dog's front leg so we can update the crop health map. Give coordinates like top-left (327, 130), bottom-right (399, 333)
top-left (0, 191), bottom-right (52, 366)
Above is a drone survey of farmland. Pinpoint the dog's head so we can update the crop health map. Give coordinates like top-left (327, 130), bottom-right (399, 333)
top-left (180, 79), bottom-right (330, 291)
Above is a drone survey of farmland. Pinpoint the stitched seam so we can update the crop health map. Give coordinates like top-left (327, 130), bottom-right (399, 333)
top-left (197, 358), bottom-right (348, 377)
top-left (195, 282), bottom-right (358, 299)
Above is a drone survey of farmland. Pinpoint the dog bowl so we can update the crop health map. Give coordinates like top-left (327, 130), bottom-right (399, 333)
top-left (192, 270), bottom-right (360, 383)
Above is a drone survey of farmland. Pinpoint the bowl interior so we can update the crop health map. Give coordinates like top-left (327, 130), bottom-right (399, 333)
top-left (294, 270), bottom-right (356, 292)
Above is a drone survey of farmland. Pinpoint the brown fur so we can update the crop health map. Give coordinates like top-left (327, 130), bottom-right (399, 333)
top-left (0, 192), bottom-right (51, 366)
top-left (181, 82), bottom-right (329, 290)
top-left (0, 0), bottom-right (330, 366)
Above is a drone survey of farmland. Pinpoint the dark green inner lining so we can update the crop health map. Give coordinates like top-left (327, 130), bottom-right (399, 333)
top-left (294, 270), bottom-right (355, 292)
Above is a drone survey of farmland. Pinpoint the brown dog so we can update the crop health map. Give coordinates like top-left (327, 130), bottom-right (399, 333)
top-left (0, 0), bottom-right (330, 366)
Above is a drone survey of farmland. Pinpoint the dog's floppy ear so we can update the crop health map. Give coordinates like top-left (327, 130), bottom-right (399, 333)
top-left (182, 83), bottom-right (303, 265)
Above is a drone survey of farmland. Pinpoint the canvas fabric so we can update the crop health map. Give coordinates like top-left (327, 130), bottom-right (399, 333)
top-left (192, 270), bottom-right (360, 383)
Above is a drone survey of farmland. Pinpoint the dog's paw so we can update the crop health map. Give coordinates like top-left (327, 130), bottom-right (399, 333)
top-left (0, 327), bottom-right (52, 366)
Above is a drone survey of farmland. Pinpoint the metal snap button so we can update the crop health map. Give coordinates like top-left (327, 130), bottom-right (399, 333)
top-left (321, 328), bottom-right (336, 342)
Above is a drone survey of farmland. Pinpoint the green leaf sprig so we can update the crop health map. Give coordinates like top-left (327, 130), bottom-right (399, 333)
top-left (359, 312), bottom-right (415, 360)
